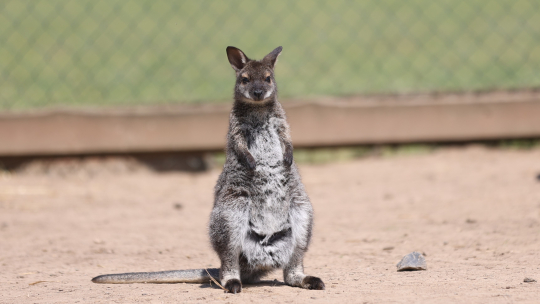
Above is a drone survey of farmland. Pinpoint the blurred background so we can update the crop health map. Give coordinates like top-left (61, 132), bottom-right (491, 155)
top-left (3, 3), bottom-right (540, 302)
top-left (1, 0), bottom-right (540, 171)
top-left (1, 0), bottom-right (539, 110)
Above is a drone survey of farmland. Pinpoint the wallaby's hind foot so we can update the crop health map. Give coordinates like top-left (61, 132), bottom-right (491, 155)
top-left (302, 276), bottom-right (325, 290)
top-left (283, 273), bottom-right (325, 291)
top-left (284, 270), bottom-right (326, 291)
top-left (224, 278), bottom-right (242, 294)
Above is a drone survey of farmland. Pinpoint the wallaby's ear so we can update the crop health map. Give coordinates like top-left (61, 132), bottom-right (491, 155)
top-left (226, 46), bottom-right (249, 72)
top-left (263, 46), bottom-right (283, 69)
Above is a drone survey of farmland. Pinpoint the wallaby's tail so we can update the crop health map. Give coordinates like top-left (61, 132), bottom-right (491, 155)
top-left (92, 268), bottom-right (220, 284)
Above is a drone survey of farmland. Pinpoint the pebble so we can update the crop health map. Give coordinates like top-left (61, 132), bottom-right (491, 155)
top-left (396, 252), bottom-right (427, 271)
top-left (524, 277), bottom-right (536, 283)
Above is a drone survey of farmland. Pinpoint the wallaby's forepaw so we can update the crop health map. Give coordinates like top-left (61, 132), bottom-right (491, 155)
top-left (283, 145), bottom-right (293, 167)
top-left (244, 153), bottom-right (257, 171)
top-left (302, 276), bottom-right (325, 290)
top-left (224, 278), bottom-right (242, 294)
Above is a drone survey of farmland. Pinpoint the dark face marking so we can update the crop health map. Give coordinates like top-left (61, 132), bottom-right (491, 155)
top-left (236, 62), bottom-right (276, 102)
top-left (226, 46), bottom-right (282, 103)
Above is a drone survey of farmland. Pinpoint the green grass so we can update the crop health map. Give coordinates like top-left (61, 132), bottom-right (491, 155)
top-left (293, 145), bottom-right (437, 164)
top-left (488, 139), bottom-right (540, 150)
top-left (211, 140), bottom-right (540, 167)
top-left (1, 0), bottom-right (539, 110)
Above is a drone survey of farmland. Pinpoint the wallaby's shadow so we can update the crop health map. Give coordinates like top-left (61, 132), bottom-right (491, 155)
top-left (199, 279), bottom-right (286, 290)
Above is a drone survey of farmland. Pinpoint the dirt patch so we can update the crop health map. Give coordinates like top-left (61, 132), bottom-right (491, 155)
top-left (0, 152), bottom-right (211, 177)
top-left (1, 146), bottom-right (539, 303)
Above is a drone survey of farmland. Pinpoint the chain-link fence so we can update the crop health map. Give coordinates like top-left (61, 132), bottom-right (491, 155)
top-left (1, 0), bottom-right (539, 110)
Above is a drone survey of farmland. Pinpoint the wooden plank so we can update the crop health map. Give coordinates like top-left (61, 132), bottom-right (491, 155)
top-left (0, 106), bottom-right (231, 155)
top-left (0, 99), bottom-right (539, 156)
top-left (287, 99), bottom-right (540, 146)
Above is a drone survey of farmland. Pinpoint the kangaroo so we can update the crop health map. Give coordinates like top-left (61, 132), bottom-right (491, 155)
top-left (92, 46), bottom-right (325, 294)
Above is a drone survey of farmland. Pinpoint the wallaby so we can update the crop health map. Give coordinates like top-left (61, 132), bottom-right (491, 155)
top-left (92, 46), bottom-right (325, 294)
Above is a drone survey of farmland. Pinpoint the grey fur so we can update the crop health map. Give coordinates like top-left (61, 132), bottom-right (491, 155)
top-left (91, 46), bottom-right (324, 293)
top-left (92, 269), bottom-right (219, 284)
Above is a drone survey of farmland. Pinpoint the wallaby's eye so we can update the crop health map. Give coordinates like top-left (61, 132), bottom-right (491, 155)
top-left (242, 77), bottom-right (249, 84)
top-left (265, 76), bottom-right (271, 83)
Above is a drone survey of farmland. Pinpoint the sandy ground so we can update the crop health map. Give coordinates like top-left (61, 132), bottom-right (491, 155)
top-left (1, 146), bottom-right (539, 303)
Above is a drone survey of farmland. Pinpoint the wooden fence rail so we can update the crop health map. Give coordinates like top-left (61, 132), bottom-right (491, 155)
top-left (1, 94), bottom-right (539, 156)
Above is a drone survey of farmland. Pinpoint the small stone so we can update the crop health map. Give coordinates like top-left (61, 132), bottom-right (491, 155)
top-left (383, 246), bottom-right (394, 251)
top-left (466, 218), bottom-right (477, 224)
top-left (396, 252), bottom-right (427, 271)
top-left (173, 202), bottom-right (183, 210)
top-left (524, 277), bottom-right (536, 283)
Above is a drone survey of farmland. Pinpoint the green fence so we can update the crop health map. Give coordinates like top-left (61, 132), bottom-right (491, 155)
top-left (1, 0), bottom-right (539, 110)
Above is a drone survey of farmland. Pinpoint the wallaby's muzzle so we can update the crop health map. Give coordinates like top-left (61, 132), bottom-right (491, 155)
top-left (253, 90), bottom-right (264, 101)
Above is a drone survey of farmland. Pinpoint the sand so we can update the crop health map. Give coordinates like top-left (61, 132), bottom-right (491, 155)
top-left (1, 146), bottom-right (539, 303)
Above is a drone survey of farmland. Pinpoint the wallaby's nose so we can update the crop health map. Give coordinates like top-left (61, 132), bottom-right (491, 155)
top-left (253, 90), bottom-right (263, 100)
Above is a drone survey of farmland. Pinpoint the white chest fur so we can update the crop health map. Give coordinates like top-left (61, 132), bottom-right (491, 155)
top-left (247, 117), bottom-right (289, 236)
top-left (248, 117), bottom-right (283, 166)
